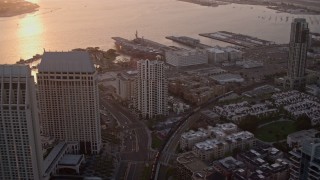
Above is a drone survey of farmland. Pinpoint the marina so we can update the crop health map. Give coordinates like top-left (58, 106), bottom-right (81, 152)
top-left (165, 36), bottom-right (212, 49)
top-left (199, 31), bottom-right (276, 48)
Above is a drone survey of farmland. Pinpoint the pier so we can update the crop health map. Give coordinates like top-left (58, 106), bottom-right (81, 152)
top-left (199, 31), bottom-right (275, 48)
top-left (112, 33), bottom-right (174, 59)
top-left (166, 36), bottom-right (212, 49)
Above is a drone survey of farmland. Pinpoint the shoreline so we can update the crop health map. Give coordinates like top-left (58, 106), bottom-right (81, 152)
top-left (0, 1), bottom-right (39, 18)
top-left (178, 0), bottom-right (320, 15)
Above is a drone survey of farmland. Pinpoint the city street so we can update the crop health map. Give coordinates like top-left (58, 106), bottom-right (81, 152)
top-left (100, 96), bottom-right (153, 180)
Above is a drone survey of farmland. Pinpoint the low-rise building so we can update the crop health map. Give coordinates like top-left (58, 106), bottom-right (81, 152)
top-left (236, 60), bottom-right (263, 69)
top-left (168, 75), bottom-right (226, 105)
top-left (236, 148), bottom-right (288, 180)
top-left (200, 110), bottom-right (221, 125)
top-left (180, 123), bottom-right (238, 151)
top-left (176, 152), bottom-right (212, 180)
top-left (242, 85), bottom-right (280, 98)
top-left (180, 128), bottom-right (210, 150)
top-left (212, 156), bottom-right (245, 180)
top-left (165, 49), bottom-right (208, 67)
top-left (176, 147), bottom-right (288, 180)
top-left (287, 129), bottom-right (320, 148)
top-left (306, 84), bottom-right (320, 97)
top-left (216, 123), bottom-right (238, 134)
top-left (213, 101), bottom-right (278, 123)
top-left (224, 47), bottom-right (243, 62)
top-left (193, 139), bottom-right (228, 161)
top-left (192, 131), bottom-right (255, 161)
top-left (210, 73), bottom-right (244, 84)
top-left (207, 48), bottom-right (228, 64)
top-left (43, 142), bottom-right (84, 180)
top-left (272, 91), bottom-right (320, 125)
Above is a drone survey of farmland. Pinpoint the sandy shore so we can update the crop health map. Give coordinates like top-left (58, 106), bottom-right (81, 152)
top-left (0, 1), bottom-right (39, 17)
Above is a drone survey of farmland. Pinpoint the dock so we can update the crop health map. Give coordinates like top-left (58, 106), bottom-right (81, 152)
top-left (112, 34), bottom-right (176, 59)
top-left (166, 36), bottom-right (212, 49)
top-left (199, 31), bottom-right (275, 48)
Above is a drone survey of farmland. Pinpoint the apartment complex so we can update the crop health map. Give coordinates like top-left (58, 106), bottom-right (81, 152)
top-left (176, 152), bottom-right (214, 180)
top-left (285, 18), bottom-right (309, 90)
top-left (180, 123), bottom-right (257, 161)
top-left (37, 51), bottom-right (101, 154)
top-left (0, 65), bottom-right (43, 180)
top-left (272, 90), bottom-right (320, 125)
top-left (176, 147), bottom-right (288, 180)
top-left (116, 71), bottom-right (137, 102)
top-left (168, 71), bottom-right (226, 105)
top-left (193, 131), bottom-right (255, 161)
top-left (135, 59), bottom-right (168, 118)
top-left (213, 101), bottom-right (278, 123)
top-left (180, 123), bottom-right (238, 150)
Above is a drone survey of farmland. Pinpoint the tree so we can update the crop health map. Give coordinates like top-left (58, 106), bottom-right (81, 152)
top-left (294, 115), bottom-right (312, 130)
top-left (238, 115), bottom-right (259, 132)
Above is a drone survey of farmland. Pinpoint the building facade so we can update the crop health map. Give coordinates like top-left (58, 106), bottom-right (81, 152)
top-left (116, 71), bottom-right (137, 102)
top-left (165, 49), bottom-right (208, 67)
top-left (285, 18), bottom-right (309, 90)
top-left (135, 59), bottom-right (168, 119)
top-left (207, 48), bottom-right (228, 64)
top-left (37, 51), bottom-right (101, 154)
top-left (0, 65), bottom-right (42, 180)
top-left (289, 138), bottom-right (320, 180)
top-left (192, 131), bottom-right (255, 161)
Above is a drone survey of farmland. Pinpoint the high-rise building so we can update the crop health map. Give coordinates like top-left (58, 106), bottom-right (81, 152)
top-left (116, 71), bottom-right (137, 102)
top-left (0, 65), bottom-right (42, 180)
top-left (135, 59), bottom-right (168, 119)
top-left (285, 18), bottom-right (310, 90)
top-left (289, 138), bottom-right (320, 180)
top-left (37, 51), bottom-right (101, 154)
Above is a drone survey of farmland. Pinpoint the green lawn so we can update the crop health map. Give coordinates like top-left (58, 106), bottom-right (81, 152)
top-left (255, 121), bottom-right (297, 142)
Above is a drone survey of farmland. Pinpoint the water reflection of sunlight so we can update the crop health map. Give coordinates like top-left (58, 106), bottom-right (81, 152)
top-left (18, 15), bottom-right (43, 38)
top-left (17, 13), bottom-right (44, 61)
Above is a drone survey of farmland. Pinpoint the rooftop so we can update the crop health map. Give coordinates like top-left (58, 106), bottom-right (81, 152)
top-left (201, 110), bottom-right (220, 119)
top-left (58, 154), bottom-right (83, 166)
top-left (181, 129), bottom-right (208, 140)
top-left (177, 152), bottom-right (209, 172)
top-left (210, 73), bottom-right (244, 83)
top-left (43, 142), bottom-right (68, 174)
top-left (219, 156), bottom-right (244, 170)
top-left (167, 49), bottom-right (207, 56)
top-left (288, 129), bottom-right (320, 141)
top-left (207, 48), bottom-right (225, 53)
top-left (39, 51), bottom-right (95, 73)
top-left (0, 64), bottom-right (31, 77)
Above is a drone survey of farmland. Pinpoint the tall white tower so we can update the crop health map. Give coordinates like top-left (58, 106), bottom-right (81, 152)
top-left (286, 18), bottom-right (309, 90)
top-left (135, 59), bottom-right (168, 119)
top-left (37, 51), bottom-right (101, 154)
top-left (0, 65), bottom-right (42, 180)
